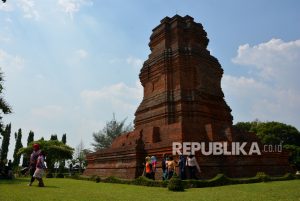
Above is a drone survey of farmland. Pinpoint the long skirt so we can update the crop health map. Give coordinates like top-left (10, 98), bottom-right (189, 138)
top-left (33, 168), bottom-right (44, 179)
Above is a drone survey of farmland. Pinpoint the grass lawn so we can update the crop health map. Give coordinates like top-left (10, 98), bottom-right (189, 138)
top-left (0, 178), bottom-right (300, 201)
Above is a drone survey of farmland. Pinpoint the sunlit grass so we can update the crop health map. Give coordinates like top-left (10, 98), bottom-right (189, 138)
top-left (0, 177), bottom-right (299, 201)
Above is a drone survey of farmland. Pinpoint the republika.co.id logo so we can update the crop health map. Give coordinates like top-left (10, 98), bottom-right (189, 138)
top-left (172, 142), bottom-right (282, 156)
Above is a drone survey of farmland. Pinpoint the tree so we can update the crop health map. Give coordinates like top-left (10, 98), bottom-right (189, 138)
top-left (92, 115), bottom-right (133, 150)
top-left (22, 131), bottom-right (34, 167)
top-left (59, 133), bottom-right (67, 173)
top-left (27, 131), bottom-right (34, 144)
top-left (50, 134), bottom-right (58, 141)
top-left (234, 120), bottom-right (300, 169)
top-left (18, 140), bottom-right (74, 175)
top-left (12, 129), bottom-right (23, 167)
top-left (0, 123), bottom-right (11, 162)
top-left (234, 120), bottom-right (300, 146)
top-left (0, 70), bottom-right (12, 133)
top-left (73, 140), bottom-right (91, 172)
top-left (61, 133), bottom-right (66, 144)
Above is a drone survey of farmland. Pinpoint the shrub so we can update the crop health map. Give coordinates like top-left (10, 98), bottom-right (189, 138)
top-left (67, 172), bottom-right (297, 188)
top-left (132, 176), bottom-right (168, 187)
top-left (46, 173), bottom-right (53, 178)
top-left (56, 173), bottom-right (64, 178)
top-left (269, 173), bottom-right (295, 181)
top-left (207, 174), bottom-right (229, 186)
top-left (256, 172), bottom-right (270, 182)
top-left (89, 175), bottom-right (101, 182)
top-left (167, 175), bottom-right (184, 191)
top-left (103, 176), bottom-right (122, 184)
top-left (228, 175), bottom-right (261, 184)
top-left (95, 176), bottom-right (101, 183)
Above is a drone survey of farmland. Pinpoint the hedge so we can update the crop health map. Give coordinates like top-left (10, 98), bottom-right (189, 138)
top-left (67, 172), bottom-right (299, 189)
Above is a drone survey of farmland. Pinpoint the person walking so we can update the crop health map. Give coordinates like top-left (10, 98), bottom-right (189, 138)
top-left (33, 151), bottom-right (46, 187)
top-left (28, 143), bottom-right (41, 186)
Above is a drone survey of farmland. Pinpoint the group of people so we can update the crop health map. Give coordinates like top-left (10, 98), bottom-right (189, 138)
top-left (0, 159), bottom-right (13, 179)
top-left (28, 143), bottom-right (46, 187)
top-left (144, 153), bottom-right (201, 180)
top-left (178, 154), bottom-right (201, 180)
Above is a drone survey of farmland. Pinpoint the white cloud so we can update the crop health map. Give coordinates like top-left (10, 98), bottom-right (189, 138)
top-left (0, 1), bottom-right (14, 11)
top-left (126, 56), bottom-right (143, 69)
top-left (81, 81), bottom-right (143, 113)
top-left (31, 105), bottom-right (64, 119)
top-left (76, 49), bottom-right (88, 60)
top-left (5, 17), bottom-right (13, 23)
top-left (67, 49), bottom-right (88, 65)
top-left (35, 73), bottom-right (45, 79)
top-left (232, 38), bottom-right (300, 89)
top-left (109, 58), bottom-right (122, 64)
top-left (224, 38), bottom-right (300, 129)
top-left (58, 0), bottom-right (93, 19)
top-left (0, 35), bottom-right (11, 43)
top-left (0, 49), bottom-right (25, 73)
top-left (17, 0), bottom-right (40, 20)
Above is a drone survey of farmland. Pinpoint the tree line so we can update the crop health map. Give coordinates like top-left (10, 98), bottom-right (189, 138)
top-left (234, 120), bottom-right (300, 169)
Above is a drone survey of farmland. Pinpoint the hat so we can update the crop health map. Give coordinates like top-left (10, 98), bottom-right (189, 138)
top-left (33, 143), bottom-right (40, 150)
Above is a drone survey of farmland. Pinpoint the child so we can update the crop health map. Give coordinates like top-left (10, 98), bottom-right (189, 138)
top-left (145, 156), bottom-right (153, 179)
top-left (33, 151), bottom-right (46, 187)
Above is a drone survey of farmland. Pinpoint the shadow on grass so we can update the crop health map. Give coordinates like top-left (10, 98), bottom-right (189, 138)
top-left (29, 185), bottom-right (60, 189)
top-left (0, 178), bottom-right (29, 184)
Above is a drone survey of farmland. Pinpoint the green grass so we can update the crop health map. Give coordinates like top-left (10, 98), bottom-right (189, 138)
top-left (0, 178), bottom-right (300, 201)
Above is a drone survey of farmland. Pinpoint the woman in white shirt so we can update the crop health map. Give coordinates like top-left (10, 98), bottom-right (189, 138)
top-left (186, 154), bottom-right (201, 179)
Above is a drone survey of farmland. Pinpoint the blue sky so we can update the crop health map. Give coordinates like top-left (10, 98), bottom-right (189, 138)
top-left (0, 0), bottom-right (299, 159)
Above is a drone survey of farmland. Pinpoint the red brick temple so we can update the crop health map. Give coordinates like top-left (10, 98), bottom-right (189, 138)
top-left (84, 15), bottom-right (292, 179)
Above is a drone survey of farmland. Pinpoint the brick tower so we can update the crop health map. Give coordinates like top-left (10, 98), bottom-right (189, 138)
top-left (134, 15), bottom-right (234, 144)
top-left (84, 15), bottom-right (292, 179)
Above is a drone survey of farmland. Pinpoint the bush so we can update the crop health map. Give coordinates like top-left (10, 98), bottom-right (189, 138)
top-left (56, 173), bottom-right (64, 178)
top-left (46, 173), bottom-right (53, 178)
top-left (95, 176), bottom-right (101, 183)
top-left (269, 173), bottom-right (295, 181)
top-left (207, 174), bottom-right (229, 186)
top-left (256, 172), bottom-right (270, 182)
top-left (132, 176), bottom-right (166, 187)
top-left (228, 175), bottom-right (261, 185)
top-left (103, 176), bottom-right (123, 184)
top-left (167, 175), bottom-right (184, 191)
top-left (182, 174), bottom-right (229, 188)
top-left (89, 175), bottom-right (101, 183)
top-left (67, 172), bottom-right (297, 189)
